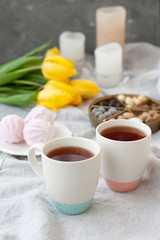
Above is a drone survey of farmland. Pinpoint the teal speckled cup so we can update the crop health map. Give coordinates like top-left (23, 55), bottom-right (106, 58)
top-left (28, 137), bottom-right (100, 215)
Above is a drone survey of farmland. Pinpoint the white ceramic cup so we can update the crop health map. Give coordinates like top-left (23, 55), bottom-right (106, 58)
top-left (96, 119), bottom-right (151, 192)
top-left (28, 137), bottom-right (100, 214)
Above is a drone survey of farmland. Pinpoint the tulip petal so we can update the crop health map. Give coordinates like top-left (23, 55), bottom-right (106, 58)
top-left (44, 55), bottom-right (74, 69)
top-left (69, 79), bottom-right (100, 99)
top-left (45, 47), bottom-right (60, 59)
top-left (48, 80), bottom-right (82, 105)
top-left (37, 88), bottom-right (73, 110)
top-left (42, 61), bottom-right (77, 81)
top-left (37, 80), bottom-right (82, 110)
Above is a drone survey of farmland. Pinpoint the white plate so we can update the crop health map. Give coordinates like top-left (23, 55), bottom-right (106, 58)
top-left (0, 122), bottom-right (72, 156)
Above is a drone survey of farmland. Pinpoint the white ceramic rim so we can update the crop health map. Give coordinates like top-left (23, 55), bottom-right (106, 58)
top-left (42, 137), bottom-right (101, 164)
top-left (96, 119), bottom-right (151, 144)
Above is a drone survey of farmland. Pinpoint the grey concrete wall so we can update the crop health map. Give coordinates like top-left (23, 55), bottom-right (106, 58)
top-left (0, 0), bottom-right (159, 64)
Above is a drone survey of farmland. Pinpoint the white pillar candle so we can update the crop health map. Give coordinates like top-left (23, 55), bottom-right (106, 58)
top-left (94, 43), bottom-right (123, 88)
top-left (59, 31), bottom-right (85, 62)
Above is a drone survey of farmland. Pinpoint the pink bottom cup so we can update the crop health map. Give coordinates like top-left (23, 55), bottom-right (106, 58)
top-left (104, 178), bottom-right (141, 192)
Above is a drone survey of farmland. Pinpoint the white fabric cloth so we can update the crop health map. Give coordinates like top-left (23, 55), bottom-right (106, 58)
top-left (1, 42), bottom-right (160, 240)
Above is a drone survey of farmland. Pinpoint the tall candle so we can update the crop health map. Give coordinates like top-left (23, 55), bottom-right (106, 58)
top-left (59, 31), bottom-right (85, 69)
top-left (94, 43), bottom-right (122, 88)
top-left (96, 6), bottom-right (126, 62)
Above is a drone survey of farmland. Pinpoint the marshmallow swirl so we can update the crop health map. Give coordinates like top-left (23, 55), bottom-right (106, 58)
top-left (0, 115), bottom-right (24, 143)
top-left (23, 118), bottom-right (55, 146)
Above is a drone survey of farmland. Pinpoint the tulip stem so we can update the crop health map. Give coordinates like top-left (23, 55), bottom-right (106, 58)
top-left (13, 80), bottom-right (43, 88)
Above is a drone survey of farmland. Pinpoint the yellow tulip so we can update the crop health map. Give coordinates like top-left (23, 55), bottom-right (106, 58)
top-left (39, 47), bottom-right (100, 110)
top-left (41, 61), bottom-right (77, 82)
top-left (37, 88), bottom-right (73, 110)
top-left (37, 80), bottom-right (82, 110)
top-left (42, 46), bottom-right (77, 82)
top-left (69, 79), bottom-right (100, 99)
top-left (45, 55), bottom-right (74, 69)
top-left (45, 47), bottom-right (60, 58)
top-left (44, 47), bottom-right (74, 69)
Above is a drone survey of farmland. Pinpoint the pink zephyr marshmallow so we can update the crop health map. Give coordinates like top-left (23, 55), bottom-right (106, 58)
top-left (0, 114), bottom-right (24, 143)
top-left (23, 118), bottom-right (55, 146)
top-left (25, 106), bottom-right (54, 125)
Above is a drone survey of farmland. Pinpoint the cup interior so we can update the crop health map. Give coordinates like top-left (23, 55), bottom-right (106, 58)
top-left (42, 137), bottom-right (100, 162)
top-left (96, 119), bottom-right (151, 142)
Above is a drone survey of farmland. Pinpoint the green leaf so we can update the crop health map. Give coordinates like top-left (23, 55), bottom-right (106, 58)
top-left (25, 41), bottom-right (52, 57)
top-left (0, 87), bottom-right (16, 92)
top-left (0, 66), bottom-right (41, 86)
top-left (0, 91), bottom-right (37, 107)
top-left (0, 41), bottom-right (51, 107)
top-left (0, 86), bottom-right (37, 93)
top-left (0, 41), bottom-right (51, 74)
top-left (13, 79), bottom-right (43, 88)
top-left (25, 74), bottom-right (47, 84)
top-left (0, 56), bottom-right (43, 74)
top-left (19, 57), bottom-right (43, 69)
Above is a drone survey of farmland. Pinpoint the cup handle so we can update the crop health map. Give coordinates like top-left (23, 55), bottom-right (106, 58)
top-left (28, 143), bottom-right (44, 179)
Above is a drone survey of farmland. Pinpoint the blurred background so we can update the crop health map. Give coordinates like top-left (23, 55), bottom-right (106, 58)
top-left (0, 0), bottom-right (159, 64)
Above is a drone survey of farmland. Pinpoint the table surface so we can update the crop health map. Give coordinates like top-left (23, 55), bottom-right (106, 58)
top-left (1, 42), bottom-right (160, 240)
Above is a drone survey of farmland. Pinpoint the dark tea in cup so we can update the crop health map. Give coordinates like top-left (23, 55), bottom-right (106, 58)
top-left (100, 126), bottom-right (146, 141)
top-left (47, 146), bottom-right (94, 162)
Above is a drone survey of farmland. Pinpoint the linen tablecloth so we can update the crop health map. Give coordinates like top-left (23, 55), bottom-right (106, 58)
top-left (0, 42), bottom-right (160, 240)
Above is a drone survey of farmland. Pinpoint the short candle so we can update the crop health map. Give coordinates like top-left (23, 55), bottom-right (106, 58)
top-left (59, 31), bottom-right (85, 64)
top-left (94, 43), bottom-right (123, 88)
